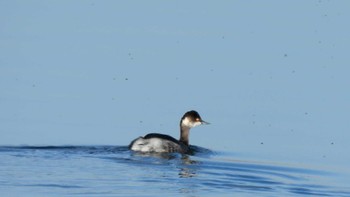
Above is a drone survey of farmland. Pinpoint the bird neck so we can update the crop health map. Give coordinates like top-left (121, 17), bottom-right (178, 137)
top-left (180, 125), bottom-right (190, 146)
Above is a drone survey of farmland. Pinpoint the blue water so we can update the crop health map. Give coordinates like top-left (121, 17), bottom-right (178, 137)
top-left (0, 146), bottom-right (349, 197)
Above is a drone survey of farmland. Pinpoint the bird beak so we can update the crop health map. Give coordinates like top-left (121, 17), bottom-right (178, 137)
top-left (201, 120), bottom-right (210, 125)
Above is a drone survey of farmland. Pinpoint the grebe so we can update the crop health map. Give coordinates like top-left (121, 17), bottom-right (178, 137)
top-left (129, 110), bottom-right (209, 153)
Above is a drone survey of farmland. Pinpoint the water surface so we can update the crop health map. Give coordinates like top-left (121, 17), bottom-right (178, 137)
top-left (0, 146), bottom-right (348, 197)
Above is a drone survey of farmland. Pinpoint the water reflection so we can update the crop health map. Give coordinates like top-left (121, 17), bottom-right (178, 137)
top-left (179, 167), bottom-right (196, 178)
top-left (179, 155), bottom-right (198, 178)
top-left (128, 148), bottom-right (350, 196)
top-left (1, 146), bottom-right (349, 196)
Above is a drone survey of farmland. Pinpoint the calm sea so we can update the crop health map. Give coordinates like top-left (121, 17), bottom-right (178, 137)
top-left (0, 146), bottom-right (349, 197)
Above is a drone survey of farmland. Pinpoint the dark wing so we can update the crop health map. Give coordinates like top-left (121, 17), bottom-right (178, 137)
top-left (144, 133), bottom-right (180, 144)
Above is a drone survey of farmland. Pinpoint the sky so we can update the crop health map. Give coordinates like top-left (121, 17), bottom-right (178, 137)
top-left (1, 1), bottom-right (350, 167)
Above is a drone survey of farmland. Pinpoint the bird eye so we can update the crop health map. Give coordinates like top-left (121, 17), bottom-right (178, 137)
top-left (195, 118), bottom-right (200, 122)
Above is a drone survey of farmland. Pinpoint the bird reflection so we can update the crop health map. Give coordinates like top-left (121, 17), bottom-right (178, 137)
top-left (178, 155), bottom-right (198, 178)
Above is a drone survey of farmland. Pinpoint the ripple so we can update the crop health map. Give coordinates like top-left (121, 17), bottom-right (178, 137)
top-left (0, 145), bottom-right (349, 196)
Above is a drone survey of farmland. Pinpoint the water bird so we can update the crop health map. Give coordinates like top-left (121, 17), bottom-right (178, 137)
top-left (129, 110), bottom-right (209, 154)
